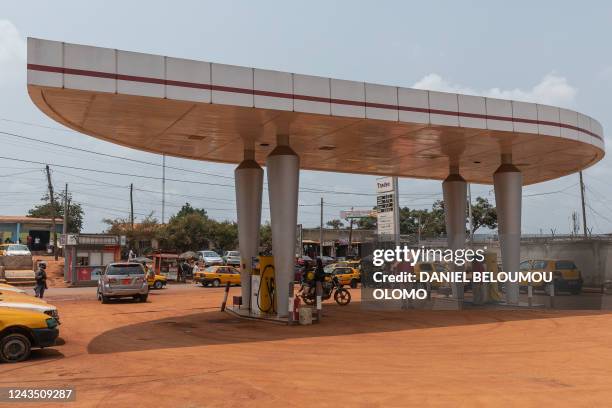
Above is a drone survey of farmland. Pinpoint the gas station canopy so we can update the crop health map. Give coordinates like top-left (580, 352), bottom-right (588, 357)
top-left (27, 38), bottom-right (604, 185)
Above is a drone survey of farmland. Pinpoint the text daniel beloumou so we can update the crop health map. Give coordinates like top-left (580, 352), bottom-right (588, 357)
top-left (370, 246), bottom-right (554, 300)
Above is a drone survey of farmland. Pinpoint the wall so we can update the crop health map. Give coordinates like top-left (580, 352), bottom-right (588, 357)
top-left (519, 239), bottom-right (611, 286)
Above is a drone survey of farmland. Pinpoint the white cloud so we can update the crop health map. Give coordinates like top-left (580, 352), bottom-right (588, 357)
top-left (413, 72), bottom-right (577, 108)
top-left (0, 20), bottom-right (26, 83)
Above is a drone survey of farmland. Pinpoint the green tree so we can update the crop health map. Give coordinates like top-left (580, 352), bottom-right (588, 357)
top-left (326, 219), bottom-right (344, 229)
top-left (210, 220), bottom-right (238, 251)
top-left (103, 213), bottom-right (160, 251)
top-left (28, 192), bottom-right (84, 233)
top-left (157, 211), bottom-right (213, 252)
top-left (398, 202), bottom-right (446, 236)
top-left (259, 222), bottom-right (272, 254)
top-left (174, 202), bottom-right (207, 218)
top-left (471, 196), bottom-right (497, 232)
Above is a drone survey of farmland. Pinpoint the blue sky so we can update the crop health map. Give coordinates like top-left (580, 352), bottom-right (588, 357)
top-left (1, 1), bottom-right (612, 233)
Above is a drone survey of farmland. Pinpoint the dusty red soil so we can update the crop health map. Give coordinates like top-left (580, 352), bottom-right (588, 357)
top-left (4, 285), bottom-right (612, 407)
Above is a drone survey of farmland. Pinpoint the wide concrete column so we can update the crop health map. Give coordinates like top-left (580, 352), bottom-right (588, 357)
top-left (235, 146), bottom-right (263, 310)
top-left (266, 134), bottom-right (299, 317)
top-left (442, 166), bottom-right (467, 301)
top-left (493, 154), bottom-right (522, 305)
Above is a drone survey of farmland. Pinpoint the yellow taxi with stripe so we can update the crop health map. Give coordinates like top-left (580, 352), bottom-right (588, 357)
top-left (519, 259), bottom-right (583, 294)
top-left (330, 266), bottom-right (361, 288)
top-left (194, 265), bottom-right (241, 287)
top-left (0, 307), bottom-right (59, 363)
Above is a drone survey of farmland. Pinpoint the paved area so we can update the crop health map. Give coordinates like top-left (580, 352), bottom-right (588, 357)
top-left (4, 284), bottom-right (612, 407)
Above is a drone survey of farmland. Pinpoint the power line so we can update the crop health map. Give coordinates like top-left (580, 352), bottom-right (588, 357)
top-left (0, 129), bottom-right (235, 180)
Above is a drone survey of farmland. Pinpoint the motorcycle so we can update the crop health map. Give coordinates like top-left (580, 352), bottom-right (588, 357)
top-left (299, 274), bottom-right (351, 306)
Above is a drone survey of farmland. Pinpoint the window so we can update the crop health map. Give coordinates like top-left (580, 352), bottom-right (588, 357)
top-left (435, 264), bottom-right (447, 273)
top-left (419, 263), bottom-right (433, 272)
top-left (533, 260), bottom-right (548, 270)
top-left (519, 261), bottom-right (531, 271)
top-left (106, 264), bottom-right (144, 275)
top-left (90, 252), bottom-right (102, 266)
top-left (102, 251), bottom-right (115, 265)
top-left (555, 261), bottom-right (576, 270)
top-left (76, 251), bottom-right (89, 266)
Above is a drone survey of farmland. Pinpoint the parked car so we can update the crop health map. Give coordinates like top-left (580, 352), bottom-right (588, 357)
top-left (97, 262), bottom-right (149, 303)
top-left (0, 291), bottom-right (60, 322)
top-left (0, 283), bottom-right (26, 294)
top-left (0, 244), bottom-right (31, 256)
top-left (146, 269), bottom-right (167, 289)
top-left (194, 265), bottom-right (241, 287)
top-left (0, 308), bottom-right (59, 363)
top-left (519, 259), bottom-right (583, 294)
top-left (319, 256), bottom-right (335, 265)
top-left (222, 251), bottom-right (241, 266)
top-left (331, 266), bottom-right (361, 288)
top-left (198, 251), bottom-right (223, 266)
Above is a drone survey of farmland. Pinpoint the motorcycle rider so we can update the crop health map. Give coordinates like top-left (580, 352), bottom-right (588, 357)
top-left (314, 257), bottom-right (326, 283)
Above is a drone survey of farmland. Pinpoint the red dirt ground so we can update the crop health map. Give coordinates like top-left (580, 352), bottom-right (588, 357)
top-left (3, 285), bottom-right (612, 407)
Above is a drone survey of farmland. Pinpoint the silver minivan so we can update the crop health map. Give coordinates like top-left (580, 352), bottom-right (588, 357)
top-left (97, 262), bottom-right (149, 303)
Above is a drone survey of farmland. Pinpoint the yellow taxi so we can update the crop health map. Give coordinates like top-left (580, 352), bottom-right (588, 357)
top-left (0, 290), bottom-right (61, 322)
top-left (0, 308), bottom-right (59, 363)
top-left (519, 259), bottom-right (583, 294)
top-left (145, 269), bottom-right (167, 289)
top-left (330, 266), bottom-right (361, 288)
top-left (194, 265), bottom-right (241, 287)
top-left (0, 283), bottom-right (26, 294)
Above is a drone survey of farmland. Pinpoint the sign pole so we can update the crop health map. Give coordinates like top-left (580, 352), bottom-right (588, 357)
top-left (393, 177), bottom-right (400, 246)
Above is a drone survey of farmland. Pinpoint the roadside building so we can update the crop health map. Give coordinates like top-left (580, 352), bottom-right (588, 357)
top-left (0, 215), bottom-right (63, 251)
top-left (63, 234), bottom-right (122, 285)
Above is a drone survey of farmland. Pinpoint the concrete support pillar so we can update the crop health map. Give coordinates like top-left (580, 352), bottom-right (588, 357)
top-left (442, 166), bottom-right (467, 302)
top-left (494, 154), bottom-right (522, 305)
top-left (235, 146), bottom-right (264, 310)
top-left (266, 134), bottom-right (299, 317)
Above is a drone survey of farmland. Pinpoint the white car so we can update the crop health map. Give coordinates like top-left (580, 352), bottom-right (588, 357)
top-left (198, 250), bottom-right (223, 266)
top-left (0, 297), bottom-right (60, 322)
top-left (223, 251), bottom-right (241, 266)
top-left (0, 283), bottom-right (27, 294)
top-left (2, 244), bottom-right (31, 256)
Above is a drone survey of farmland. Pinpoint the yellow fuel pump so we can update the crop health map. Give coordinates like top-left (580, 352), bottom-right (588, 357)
top-left (253, 256), bottom-right (276, 314)
top-left (485, 252), bottom-right (502, 302)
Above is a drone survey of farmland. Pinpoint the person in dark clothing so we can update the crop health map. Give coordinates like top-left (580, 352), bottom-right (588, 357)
top-left (35, 263), bottom-right (48, 298)
top-left (314, 257), bottom-right (326, 283)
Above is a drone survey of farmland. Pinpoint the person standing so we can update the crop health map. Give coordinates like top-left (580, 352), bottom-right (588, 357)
top-left (35, 262), bottom-right (48, 299)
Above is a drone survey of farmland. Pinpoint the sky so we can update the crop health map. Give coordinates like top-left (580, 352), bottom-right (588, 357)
top-left (1, 1), bottom-right (612, 234)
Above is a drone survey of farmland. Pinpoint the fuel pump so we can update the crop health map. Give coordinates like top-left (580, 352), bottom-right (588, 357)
top-left (250, 256), bottom-right (276, 315)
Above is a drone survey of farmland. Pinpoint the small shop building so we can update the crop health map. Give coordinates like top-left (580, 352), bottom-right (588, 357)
top-left (63, 234), bottom-right (122, 285)
top-left (0, 215), bottom-right (63, 251)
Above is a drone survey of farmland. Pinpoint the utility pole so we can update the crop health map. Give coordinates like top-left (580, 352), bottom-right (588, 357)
top-left (347, 207), bottom-right (354, 257)
top-left (45, 165), bottom-right (58, 261)
top-left (467, 183), bottom-right (473, 245)
top-left (130, 183), bottom-right (134, 230)
top-left (62, 183), bottom-right (68, 236)
top-left (319, 197), bottom-right (323, 258)
top-left (392, 176), bottom-right (400, 246)
top-left (162, 154), bottom-right (166, 224)
top-left (579, 171), bottom-right (588, 238)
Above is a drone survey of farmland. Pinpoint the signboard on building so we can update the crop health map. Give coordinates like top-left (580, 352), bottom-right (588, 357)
top-left (376, 176), bottom-right (399, 242)
top-left (340, 209), bottom-right (376, 219)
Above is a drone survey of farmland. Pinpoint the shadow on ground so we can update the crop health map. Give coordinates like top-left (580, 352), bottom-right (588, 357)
top-left (87, 300), bottom-right (612, 355)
